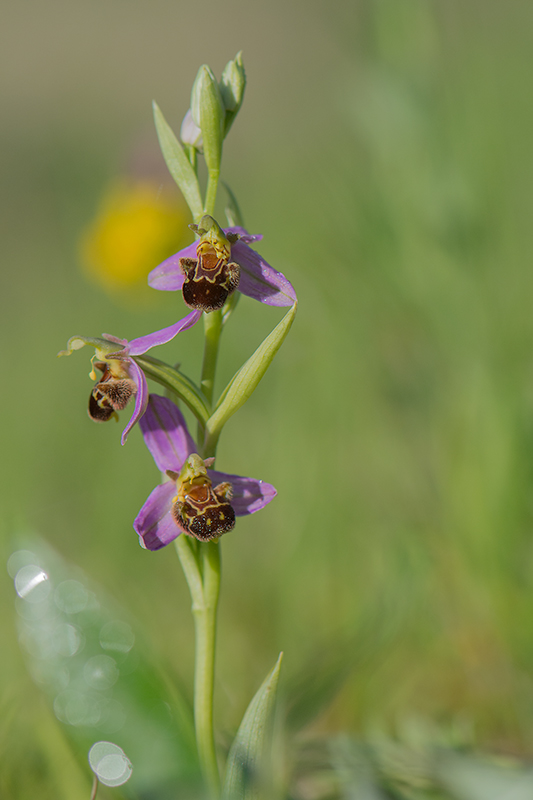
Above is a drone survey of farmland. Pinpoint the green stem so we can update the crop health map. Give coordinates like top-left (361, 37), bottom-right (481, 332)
top-left (175, 535), bottom-right (203, 606)
top-left (195, 541), bottom-right (221, 797)
top-left (178, 153), bottom-right (224, 791)
top-left (200, 310), bottom-right (223, 408)
top-left (198, 160), bottom-right (222, 415)
top-left (203, 429), bottom-right (221, 461)
top-left (190, 146), bottom-right (198, 173)
top-left (175, 536), bottom-right (222, 798)
top-left (204, 169), bottom-right (220, 217)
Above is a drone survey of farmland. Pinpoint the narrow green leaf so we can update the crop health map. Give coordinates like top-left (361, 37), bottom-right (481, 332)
top-left (152, 101), bottom-right (203, 221)
top-left (222, 654), bottom-right (283, 800)
top-left (134, 354), bottom-right (211, 425)
top-left (205, 303), bottom-right (297, 452)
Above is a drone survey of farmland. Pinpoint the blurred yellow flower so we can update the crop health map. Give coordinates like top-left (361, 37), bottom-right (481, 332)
top-left (80, 179), bottom-right (191, 299)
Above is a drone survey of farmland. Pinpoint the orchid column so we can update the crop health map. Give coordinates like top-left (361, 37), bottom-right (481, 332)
top-left (60, 53), bottom-right (296, 799)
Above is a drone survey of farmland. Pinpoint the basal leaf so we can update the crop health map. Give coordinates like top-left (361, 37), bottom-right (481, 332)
top-left (222, 653), bottom-right (283, 800)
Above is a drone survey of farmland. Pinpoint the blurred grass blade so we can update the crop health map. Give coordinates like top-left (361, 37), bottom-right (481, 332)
top-left (222, 653), bottom-right (282, 800)
top-left (205, 303), bottom-right (297, 452)
top-left (329, 736), bottom-right (386, 800)
top-left (153, 101), bottom-right (203, 221)
top-left (134, 354), bottom-right (211, 425)
top-left (284, 597), bottom-right (401, 733)
top-left (434, 751), bottom-right (533, 800)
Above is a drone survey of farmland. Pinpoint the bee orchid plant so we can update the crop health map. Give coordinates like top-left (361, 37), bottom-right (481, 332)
top-left (60, 54), bottom-right (296, 799)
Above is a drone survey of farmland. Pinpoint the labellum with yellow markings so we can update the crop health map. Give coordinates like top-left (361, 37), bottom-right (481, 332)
top-left (168, 454), bottom-right (236, 541)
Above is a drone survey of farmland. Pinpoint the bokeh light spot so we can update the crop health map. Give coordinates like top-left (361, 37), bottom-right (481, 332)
top-left (99, 620), bottom-right (135, 654)
top-left (7, 550), bottom-right (38, 578)
top-left (88, 741), bottom-right (132, 787)
top-left (83, 655), bottom-right (119, 690)
top-left (96, 698), bottom-right (127, 734)
top-left (54, 690), bottom-right (101, 726)
top-left (55, 580), bottom-right (89, 614)
top-left (52, 623), bottom-right (82, 657)
top-left (14, 565), bottom-right (50, 603)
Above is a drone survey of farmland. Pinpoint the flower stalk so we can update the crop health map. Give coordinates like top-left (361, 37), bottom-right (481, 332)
top-left (195, 541), bottom-right (221, 796)
top-left (200, 310), bottom-right (223, 411)
top-left (204, 169), bottom-right (220, 219)
top-left (175, 535), bottom-right (221, 797)
top-left (62, 53), bottom-right (294, 797)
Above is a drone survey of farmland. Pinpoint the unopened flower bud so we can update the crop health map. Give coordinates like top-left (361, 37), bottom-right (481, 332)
top-left (219, 52), bottom-right (246, 136)
top-left (180, 109), bottom-right (203, 150)
top-left (190, 65), bottom-right (225, 174)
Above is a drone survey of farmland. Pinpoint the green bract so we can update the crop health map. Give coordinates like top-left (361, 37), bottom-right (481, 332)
top-left (152, 101), bottom-right (203, 221)
top-left (204, 302), bottom-right (298, 454)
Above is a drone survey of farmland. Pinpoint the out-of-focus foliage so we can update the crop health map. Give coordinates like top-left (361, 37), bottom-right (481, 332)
top-left (290, 729), bottom-right (533, 800)
top-left (5, 538), bottom-right (200, 799)
top-left (2, 0), bottom-right (533, 796)
top-left (80, 177), bottom-right (191, 302)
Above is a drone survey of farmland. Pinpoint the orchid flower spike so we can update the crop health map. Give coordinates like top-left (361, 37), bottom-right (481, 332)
top-left (148, 217), bottom-right (297, 310)
top-left (58, 311), bottom-right (201, 444)
top-left (134, 394), bottom-right (277, 550)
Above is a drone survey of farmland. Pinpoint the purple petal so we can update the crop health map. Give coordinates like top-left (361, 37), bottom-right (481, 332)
top-left (148, 246), bottom-right (194, 291)
top-left (209, 470), bottom-right (277, 515)
top-left (133, 481), bottom-right (183, 550)
top-left (126, 310), bottom-right (202, 355)
top-left (140, 394), bottom-right (196, 472)
top-left (121, 360), bottom-right (149, 445)
top-left (231, 240), bottom-right (296, 307)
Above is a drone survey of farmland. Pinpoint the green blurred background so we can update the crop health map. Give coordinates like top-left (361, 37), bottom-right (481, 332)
top-left (3, 0), bottom-right (533, 796)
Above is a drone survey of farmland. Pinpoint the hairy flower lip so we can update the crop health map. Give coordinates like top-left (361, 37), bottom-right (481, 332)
top-left (148, 226), bottom-right (297, 307)
top-left (134, 394), bottom-right (277, 550)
